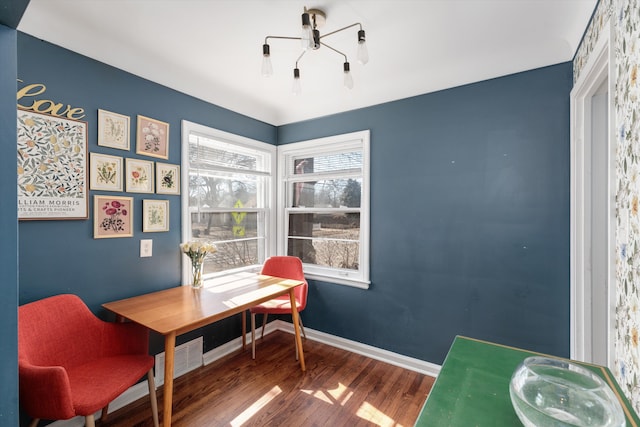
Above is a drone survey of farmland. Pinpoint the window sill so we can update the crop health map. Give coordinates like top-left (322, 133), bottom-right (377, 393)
top-left (303, 273), bottom-right (370, 289)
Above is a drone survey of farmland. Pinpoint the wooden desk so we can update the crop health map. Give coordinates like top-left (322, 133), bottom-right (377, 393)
top-left (415, 336), bottom-right (639, 426)
top-left (103, 273), bottom-right (306, 427)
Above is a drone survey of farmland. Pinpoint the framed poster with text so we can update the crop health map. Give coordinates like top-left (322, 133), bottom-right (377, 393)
top-left (17, 109), bottom-right (88, 220)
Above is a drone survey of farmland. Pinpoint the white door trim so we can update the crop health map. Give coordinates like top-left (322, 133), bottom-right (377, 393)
top-left (570, 21), bottom-right (615, 367)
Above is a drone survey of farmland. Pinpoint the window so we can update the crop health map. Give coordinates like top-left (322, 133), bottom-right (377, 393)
top-left (181, 121), bottom-right (276, 283)
top-left (278, 130), bottom-right (370, 288)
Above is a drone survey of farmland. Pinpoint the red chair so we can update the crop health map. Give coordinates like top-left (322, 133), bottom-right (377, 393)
top-left (248, 256), bottom-right (308, 359)
top-left (18, 294), bottom-right (158, 427)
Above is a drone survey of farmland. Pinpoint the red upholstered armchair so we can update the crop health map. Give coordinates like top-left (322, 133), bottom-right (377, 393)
top-left (18, 294), bottom-right (158, 427)
top-left (247, 256), bottom-right (308, 359)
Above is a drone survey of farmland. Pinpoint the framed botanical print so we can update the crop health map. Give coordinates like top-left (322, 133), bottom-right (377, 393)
top-left (136, 115), bottom-right (169, 159)
top-left (143, 199), bottom-right (169, 232)
top-left (90, 153), bottom-right (123, 191)
top-left (125, 158), bottom-right (154, 193)
top-left (17, 109), bottom-right (89, 220)
top-left (94, 195), bottom-right (133, 238)
top-left (155, 162), bottom-right (180, 195)
top-left (98, 109), bottom-right (130, 150)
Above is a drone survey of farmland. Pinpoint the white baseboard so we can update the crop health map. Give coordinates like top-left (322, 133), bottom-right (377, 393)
top-left (270, 320), bottom-right (441, 377)
top-left (48, 322), bottom-right (440, 426)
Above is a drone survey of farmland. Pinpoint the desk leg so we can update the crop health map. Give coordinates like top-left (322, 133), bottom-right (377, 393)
top-left (289, 289), bottom-right (306, 372)
top-left (163, 332), bottom-right (176, 427)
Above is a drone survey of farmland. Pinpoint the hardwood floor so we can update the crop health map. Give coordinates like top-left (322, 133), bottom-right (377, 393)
top-left (102, 331), bottom-right (435, 427)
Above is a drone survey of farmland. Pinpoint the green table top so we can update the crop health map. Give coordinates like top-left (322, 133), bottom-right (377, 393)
top-left (415, 336), bottom-right (639, 426)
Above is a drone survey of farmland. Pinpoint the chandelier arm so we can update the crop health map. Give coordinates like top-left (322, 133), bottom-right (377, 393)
top-left (319, 42), bottom-right (348, 62)
top-left (295, 50), bottom-right (307, 68)
top-left (264, 35), bottom-right (302, 44)
top-left (319, 22), bottom-right (363, 39)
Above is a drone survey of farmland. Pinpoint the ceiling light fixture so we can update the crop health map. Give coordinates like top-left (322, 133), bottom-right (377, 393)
top-left (261, 7), bottom-right (368, 94)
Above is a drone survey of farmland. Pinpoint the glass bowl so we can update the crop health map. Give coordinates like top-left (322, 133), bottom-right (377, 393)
top-left (509, 356), bottom-right (625, 427)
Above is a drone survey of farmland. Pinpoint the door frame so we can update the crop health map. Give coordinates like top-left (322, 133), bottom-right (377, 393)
top-left (570, 21), bottom-right (615, 367)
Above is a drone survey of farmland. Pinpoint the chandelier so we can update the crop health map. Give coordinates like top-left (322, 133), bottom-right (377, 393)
top-left (261, 7), bottom-right (369, 94)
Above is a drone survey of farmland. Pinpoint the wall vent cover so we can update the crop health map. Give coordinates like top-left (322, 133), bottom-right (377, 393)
top-left (154, 336), bottom-right (203, 385)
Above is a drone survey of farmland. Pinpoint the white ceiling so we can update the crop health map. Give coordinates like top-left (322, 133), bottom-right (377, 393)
top-left (17, 0), bottom-right (596, 126)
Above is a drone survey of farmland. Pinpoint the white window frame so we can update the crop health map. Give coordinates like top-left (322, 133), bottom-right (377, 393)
top-left (277, 130), bottom-right (370, 289)
top-left (181, 120), bottom-right (276, 284)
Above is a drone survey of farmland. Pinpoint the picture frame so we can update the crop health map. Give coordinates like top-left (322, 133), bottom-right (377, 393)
top-left (90, 153), bottom-right (123, 191)
top-left (97, 109), bottom-right (130, 150)
top-left (136, 115), bottom-right (169, 159)
top-left (143, 199), bottom-right (169, 232)
top-left (94, 195), bottom-right (133, 238)
top-left (155, 162), bottom-right (180, 195)
top-left (17, 109), bottom-right (89, 220)
top-left (125, 158), bottom-right (154, 193)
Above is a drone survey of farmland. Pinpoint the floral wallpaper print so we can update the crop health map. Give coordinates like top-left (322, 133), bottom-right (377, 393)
top-left (17, 109), bottom-right (88, 219)
top-left (613, 0), bottom-right (640, 412)
top-left (577, 0), bottom-right (640, 413)
top-left (573, 0), bottom-right (612, 83)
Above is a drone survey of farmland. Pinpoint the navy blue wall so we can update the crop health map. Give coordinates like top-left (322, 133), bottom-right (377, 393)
top-left (17, 33), bottom-right (276, 353)
top-left (0, 23), bottom-right (19, 427)
top-left (279, 62), bottom-right (572, 363)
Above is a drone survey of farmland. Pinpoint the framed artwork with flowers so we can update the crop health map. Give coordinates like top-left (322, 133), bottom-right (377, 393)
top-left (155, 162), bottom-right (180, 195)
top-left (125, 158), bottom-right (154, 193)
top-left (98, 109), bottom-right (130, 150)
top-left (94, 195), bottom-right (133, 238)
top-left (90, 153), bottom-right (123, 191)
top-left (142, 199), bottom-right (169, 232)
top-left (17, 109), bottom-right (88, 220)
top-left (136, 115), bottom-right (169, 159)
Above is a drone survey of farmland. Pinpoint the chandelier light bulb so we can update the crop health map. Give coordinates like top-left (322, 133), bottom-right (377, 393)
top-left (301, 11), bottom-right (313, 50)
top-left (292, 68), bottom-right (302, 95)
top-left (261, 44), bottom-right (273, 77)
top-left (357, 30), bottom-right (369, 65)
top-left (343, 62), bottom-right (354, 90)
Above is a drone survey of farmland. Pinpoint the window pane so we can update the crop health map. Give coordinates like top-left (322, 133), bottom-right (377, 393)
top-left (287, 212), bottom-right (360, 270)
top-left (189, 135), bottom-right (261, 171)
top-left (288, 237), bottom-right (360, 270)
top-left (190, 212), bottom-right (262, 272)
top-left (292, 151), bottom-right (362, 174)
top-left (291, 178), bottom-right (362, 208)
top-left (203, 240), bottom-right (260, 273)
top-left (288, 213), bottom-right (360, 238)
top-left (189, 172), bottom-right (263, 209)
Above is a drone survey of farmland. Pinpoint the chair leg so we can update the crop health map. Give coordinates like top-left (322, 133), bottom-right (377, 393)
top-left (147, 368), bottom-right (159, 427)
top-left (100, 404), bottom-right (109, 422)
top-left (299, 315), bottom-right (306, 339)
top-left (241, 310), bottom-right (247, 350)
top-left (295, 315), bottom-right (305, 361)
top-left (85, 414), bottom-right (95, 427)
top-left (28, 419), bottom-right (40, 427)
top-left (261, 313), bottom-right (268, 338)
top-left (251, 312), bottom-right (256, 360)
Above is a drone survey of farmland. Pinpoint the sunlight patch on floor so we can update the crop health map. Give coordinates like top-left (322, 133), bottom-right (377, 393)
top-left (302, 383), bottom-right (400, 426)
top-left (301, 382), bottom-right (354, 406)
top-left (357, 401), bottom-right (403, 427)
top-left (230, 385), bottom-right (282, 427)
